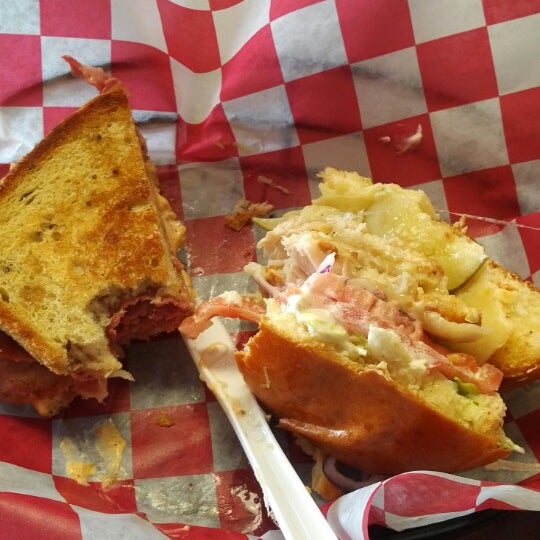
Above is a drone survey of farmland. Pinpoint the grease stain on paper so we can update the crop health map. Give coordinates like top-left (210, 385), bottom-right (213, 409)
top-left (59, 418), bottom-right (126, 488)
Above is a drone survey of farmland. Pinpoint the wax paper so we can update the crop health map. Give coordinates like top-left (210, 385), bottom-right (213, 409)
top-left (1, 1), bottom-right (539, 539)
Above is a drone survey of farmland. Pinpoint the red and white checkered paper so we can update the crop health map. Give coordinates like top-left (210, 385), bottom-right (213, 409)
top-left (1, 1), bottom-right (540, 539)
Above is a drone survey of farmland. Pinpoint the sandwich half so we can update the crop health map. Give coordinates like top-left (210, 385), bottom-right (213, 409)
top-left (0, 84), bottom-right (194, 416)
top-left (181, 168), bottom-right (530, 481)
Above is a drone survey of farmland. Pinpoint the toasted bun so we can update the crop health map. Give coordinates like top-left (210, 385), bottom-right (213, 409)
top-left (0, 88), bottom-right (193, 382)
top-left (454, 260), bottom-right (540, 388)
top-left (236, 318), bottom-right (510, 476)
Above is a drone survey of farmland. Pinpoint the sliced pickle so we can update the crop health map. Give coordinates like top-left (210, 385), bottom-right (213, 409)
top-left (456, 260), bottom-right (540, 378)
top-left (364, 188), bottom-right (486, 290)
top-left (445, 261), bottom-right (511, 363)
top-left (253, 210), bottom-right (300, 231)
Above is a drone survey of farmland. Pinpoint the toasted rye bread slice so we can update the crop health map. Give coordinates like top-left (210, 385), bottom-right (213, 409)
top-left (0, 88), bottom-right (193, 379)
top-left (454, 260), bottom-right (540, 388)
top-left (236, 318), bottom-right (510, 476)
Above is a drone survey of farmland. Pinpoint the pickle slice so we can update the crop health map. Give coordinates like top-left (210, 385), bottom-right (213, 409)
top-left (449, 261), bottom-right (511, 363)
top-left (364, 187), bottom-right (486, 290)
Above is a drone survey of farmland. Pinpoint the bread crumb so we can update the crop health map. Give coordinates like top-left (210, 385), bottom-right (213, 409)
top-left (225, 199), bottom-right (274, 231)
top-left (257, 175), bottom-right (291, 195)
top-left (156, 412), bottom-right (175, 427)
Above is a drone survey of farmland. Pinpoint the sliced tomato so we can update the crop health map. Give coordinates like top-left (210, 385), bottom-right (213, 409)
top-left (430, 352), bottom-right (503, 394)
top-left (179, 295), bottom-right (266, 339)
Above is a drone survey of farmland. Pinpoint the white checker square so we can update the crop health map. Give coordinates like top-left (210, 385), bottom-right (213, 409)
top-left (222, 84), bottom-right (299, 155)
top-left (179, 159), bottom-right (244, 219)
top-left (301, 133), bottom-right (371, 198)
top-left (128, 339), bottom-right (205, 410)
top-left (410, 179), bottom-right (448, 220)
top-left (0, 0), bottom-right (40, 34)
top-left (351, 47), bottom-right (427, 129)
top-left (213, 0), bottom-right (271, 64)
top-left (408, 0), bottom-right (485, 44)
top-left (489, 13), bottom-right (540, 95)
top-left (110, 0), bottom-right (167, 52)
top-left (505, 383), bottom-right (540, 420)
top-left (512, 159), bottom-right (540, 215)
top-left (41, 36), bottom-right (111, 107)
top-left (52, 413), bottom-right (133, 481)
top-left (73, 507), bottom-right (169, 540)
top-left (271, 0), bottom-right (348, 82)
top-left (0, 462), bottom-right (65, 501)
top-left (533, 269), bottom-right (540, 288)
top-left (168, 0), bottom-right (210, 7)
top-left (461, 422), bottom-right (536, 485)
top-left (430, 98), bottom-right (509, 177)
top-left (0, 106), bottom-right (43, 163)
top-left (135, 475), bottom-right (219, 527)
top-left (477, 221), bottom-right (530, 278)
top-left (207, 401), bottom-right (249, 472)
top-left (133, 110), bottom-right (177, 165)
top-left (170, 57), bottom-right (222, 124)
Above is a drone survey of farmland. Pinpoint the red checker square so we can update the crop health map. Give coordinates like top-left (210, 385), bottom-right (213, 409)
top-left (0, 164), bottom-right (10, 177)
top-left (363, 115), bottom-right (441, 187)
top-left (475, 495), bottom-right (521, 512)
top-left (0, 34), bottom-right (42, 106)
top-left (417, 28), bottom-right (499, 112)
top-left (54, 477), bottom-right (137, 514)
top-left (0, 415), bottom-right (52, 473)
top-left (0, 493), bottom-right (82, 540)
top-left (110, 41), bottom-right (176, 112)
top-left (214, 469), bottom-right (276, 535)
top-left (184, 216), bottom-right (256, 275)
top-left (443, 166), bottom-right (521, 238)
top-left (367, 504), bottom-right (386, 527)
top-left (516, 409), bottom-right (540, 461)
top-left (483, 0), bottom-right (540, 24)
top-left (221, 26), bottom-right (283, 102)
top-left (157, 164), bottom-right (184, 219)
top-left (285, 66), bottom-right (362, 145)
top-left (384, 473), bottom-right (481, 516)
top-left (177, 104), bottom-right (238, 163)
top-left (336, 0), bottom-right (415, 62)
top-left (40, 0), bottom-right (111, 39)
top-left (520, 473), bottom-right (540, 490)
top-left (500, 88), bottom-right (540, 164)
top-left (131, 404), bottom-right (213, 478)
top-left (240, 146), bottom-right (311, 210)
top-left (517, 214), bottom-right (540, 276)
top-left (155, 523), bottom-right (248, 540)
top-left (60, 377), bottom-right (131, 418)
top-left (209, 0), bottom-right (245, 9)
top-left (157, 0), bottom-right (221, 73)
top-left (270, 0), bottom-right (326, 20)
top-left (43, 107), bottom-right (78, 135)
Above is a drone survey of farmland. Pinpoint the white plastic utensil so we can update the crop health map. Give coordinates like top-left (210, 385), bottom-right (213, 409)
top-left (183, 319), bottom-right (339, 540)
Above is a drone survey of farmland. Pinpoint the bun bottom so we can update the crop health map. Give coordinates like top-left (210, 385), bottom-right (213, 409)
top-left (236, 321), bottom-right (509, 476)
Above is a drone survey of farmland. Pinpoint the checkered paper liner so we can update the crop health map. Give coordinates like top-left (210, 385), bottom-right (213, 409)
top-left (1, 1), bottom-right (540, 539)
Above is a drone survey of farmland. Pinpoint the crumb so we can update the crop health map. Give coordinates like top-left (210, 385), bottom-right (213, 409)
top-left (156, 412), bottom-right (175, 427)
top-left (257, 175), bottom-right (291, 195)
top-left (225, 199), bottom-right (274, 231)
top-left (379, 124), bottom-right (423, 155)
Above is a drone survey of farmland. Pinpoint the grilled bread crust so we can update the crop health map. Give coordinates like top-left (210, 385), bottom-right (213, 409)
top-left (236, 319), bottom-right (510, 476)
top-left (0, 88), bottom-right (193, 381)
top-left (456, 260), bottom-right (540, 389)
